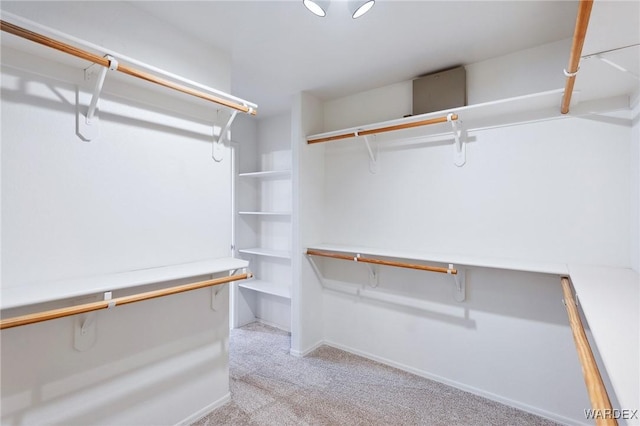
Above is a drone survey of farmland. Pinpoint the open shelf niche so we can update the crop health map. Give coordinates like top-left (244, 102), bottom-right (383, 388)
top-left (231, 113), bottom-right (293, 332)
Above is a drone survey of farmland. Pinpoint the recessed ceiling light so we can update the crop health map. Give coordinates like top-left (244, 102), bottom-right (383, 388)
top-left (349, 0), bottom-right (375, 19)
top-left (303, 0), bottom-right (330, 17)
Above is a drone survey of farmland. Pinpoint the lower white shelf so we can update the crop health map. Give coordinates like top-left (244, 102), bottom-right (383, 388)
top-left (238, 279), bottom-right (291, 299)
top-left (238, 248), bottom-right (291, 259)
top-left (1, 257), bottom-right (249, 310)
top-left (568, 264), bottom-right (639, 416)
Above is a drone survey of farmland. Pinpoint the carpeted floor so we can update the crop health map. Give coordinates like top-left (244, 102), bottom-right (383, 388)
top-left (193, 322), bottom-right (560, 426)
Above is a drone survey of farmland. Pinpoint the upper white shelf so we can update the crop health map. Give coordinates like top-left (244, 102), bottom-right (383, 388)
top-left (307, 89), bottom-right (569, 143)
top-left (1, 257), bottom-right (249, 310)
top-left (238, 170), bottom-right (291, 179)
top-left (307, 243), bottom-right (569, 275)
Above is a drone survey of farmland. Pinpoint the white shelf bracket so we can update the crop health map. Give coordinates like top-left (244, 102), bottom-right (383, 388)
top-left (448, 265), bottom-right (466, 302)
top-left (77, 55), bottom-right (118, 142)
top-left (74, 312), bottom-right (97, 352)
top-left (361, 133), bottom-right (379, 174)
top-left (365, 263), bottom-right (379, 288)
top-left (448, 113), bottom-right (465, 167)
top-left (306, 254), bottom-right (327, 287)
top-left (211, 285), bottom-right (224, 311)
top-left (213, 109), bottom-right (239, 162)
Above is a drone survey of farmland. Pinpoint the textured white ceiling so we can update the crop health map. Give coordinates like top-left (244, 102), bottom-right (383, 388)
top-left (130, 1), bottom-right (586, 116)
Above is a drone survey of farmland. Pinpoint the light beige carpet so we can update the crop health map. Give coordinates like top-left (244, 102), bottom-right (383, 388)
top-left (193, 322), bottom-right (560, 426)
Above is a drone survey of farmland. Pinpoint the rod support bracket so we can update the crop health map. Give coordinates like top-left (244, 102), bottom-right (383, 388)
top-left (77, 55), bottom-right (117, 141)
top-left (361, 133), bottom-right (378, 174)
top-left (211, 280), bottom-right (223, 311)
top-left (366, 263), bottom-right (379, 288)
top-left (213, 109), bottom-right (238, 162)
top-left (74, 311), bottom-right (97, 352)
top-left (448, 113), bottom-right (465, 167)
top-left (451, 265), bottom-right (466, 302)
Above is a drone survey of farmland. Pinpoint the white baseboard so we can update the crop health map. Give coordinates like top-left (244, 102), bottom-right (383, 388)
top-left (256, 318), bottom-right (291, 333)
top-left (289, 340), bottom-right (324, 357)
top-left (174, 392), bottom-right (231, 426)
top-left (323, 340), bottom-right (588, 426)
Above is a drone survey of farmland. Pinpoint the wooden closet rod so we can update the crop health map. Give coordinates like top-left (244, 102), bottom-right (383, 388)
top-left (560, 0), bottom-right (594, 114)
top-left (306, 249), bottom-right (457, 275)
top-left (0, 272), bottom-right (252, 330)
top-left (307, 114), bottom-right (458, 144)
top-left (0, 20), bottom-right (257, 116)
top-left (561, 278), bottom-right (617, 426)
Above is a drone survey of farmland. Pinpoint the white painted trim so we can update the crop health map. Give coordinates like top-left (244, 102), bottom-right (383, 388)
top-left (323, 339), bottom-right (589, 426)
top-left (289, 339), bottom-right (324, 357)
top-left (174, 392), bottom-right (231, 426)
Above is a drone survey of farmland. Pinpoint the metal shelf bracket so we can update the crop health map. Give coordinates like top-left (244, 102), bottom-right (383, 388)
top-left (213, 109), bottom-right (239, 162)
top-left (448, 113), bottom-right (465, 167)
top-left (449, 265), bottom-right (466, 302)
top-left (74, 312), bottom-right (97, 351)
top-left (366, 263), bottom-right (379, 287)
top-left (77, 55), bottom-right (117, 141)
top-left (361, 133), bottom-right (378, 174)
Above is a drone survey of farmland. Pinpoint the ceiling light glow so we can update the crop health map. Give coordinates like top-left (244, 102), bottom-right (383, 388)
top-left (350, 0), bottom-right (375, 19)
top-left (303, 0), bottom-right (329, 17)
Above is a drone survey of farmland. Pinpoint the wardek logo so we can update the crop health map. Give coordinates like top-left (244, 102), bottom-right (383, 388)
top-left (584, 409), bottom-right (638, 420)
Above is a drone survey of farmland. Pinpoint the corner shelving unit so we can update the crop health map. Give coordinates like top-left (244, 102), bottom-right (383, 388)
top-left (232, 115), bottom-right (293, 332)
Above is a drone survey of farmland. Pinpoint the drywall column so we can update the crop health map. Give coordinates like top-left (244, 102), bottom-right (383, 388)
top-left (291, 92), bottom-right (325, 356)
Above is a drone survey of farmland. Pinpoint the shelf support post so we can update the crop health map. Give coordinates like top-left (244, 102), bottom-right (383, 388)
top-left (77, 55), bottom-right (118, 141)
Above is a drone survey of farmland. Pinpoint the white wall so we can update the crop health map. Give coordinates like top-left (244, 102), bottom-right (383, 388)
top-left (321, 268), bottom-right (589, 424)
top-left (301, 38), bottom-right (634, 425)
top-left (1, 2), bottom-right (235, 424)
top-left (323, 117), bottom-right (630, 266)
top-left (631, 96), bottom-right (640, 272)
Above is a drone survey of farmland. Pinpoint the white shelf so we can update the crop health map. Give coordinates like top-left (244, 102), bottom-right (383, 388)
top-left (307, 89), bottom-right (567, 142)
top-left (567, 264), bottom-right (639, 415)
top-left (1, 257), bottom-right (249, 310)
top-left (238, 211), bottom-right (291, 216)
top-left (307, 243), bottom-right (569, 275)
top-left (238, 278), bottom-right (291, 299)
top-left (238, 170), bottom-right (291, 179)
top-left (238, 248), bottom-right (291, 259)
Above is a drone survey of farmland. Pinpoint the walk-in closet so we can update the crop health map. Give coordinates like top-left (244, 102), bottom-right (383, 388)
top-left (1, 1), bottom-right (638, 425)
